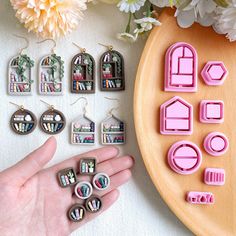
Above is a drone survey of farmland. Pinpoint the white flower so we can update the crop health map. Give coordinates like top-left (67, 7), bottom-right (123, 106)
top-left (214, 0), bottom-right (236, 41)
top-left (117, 32), bottom-right (137, 42)
top-left (134, 17), bottom-right (161, 32)
top-left (175, 0), bottom-right (217, 28)
top-left (117, 0), bottom-right (146, 13)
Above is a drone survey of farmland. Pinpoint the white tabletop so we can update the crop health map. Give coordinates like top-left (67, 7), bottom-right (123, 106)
top-left (0, 1), bottom-right (192, 235)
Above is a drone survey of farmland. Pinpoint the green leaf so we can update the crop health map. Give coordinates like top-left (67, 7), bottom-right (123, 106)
top-left (213, 0), bottom-right (228, 7)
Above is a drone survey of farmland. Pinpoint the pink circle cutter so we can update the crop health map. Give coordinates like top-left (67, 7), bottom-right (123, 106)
top-left (204, 132), bottom-right (229, 156)
top-left (167, 141), bottom-right (202, 175)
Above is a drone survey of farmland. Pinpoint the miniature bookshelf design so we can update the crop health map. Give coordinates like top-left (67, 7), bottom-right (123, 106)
top-left (40, 109), bottom-right (66, 134)
top-left (71, 115), bottom-right (95, 145)
top-left (71, 53), bottom-right (95, 94)
top-left (100, 50), bottom-right (125, 91)
top-left (39, 54), bottom-right (64, 95)
top-left (101, 115), bottom-right (125, 145)
top-left (8, 55), bottom-right (34, 95)
top-left (10, 109), bottom-right (37, 135)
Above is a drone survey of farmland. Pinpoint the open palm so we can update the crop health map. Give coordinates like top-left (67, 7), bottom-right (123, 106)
top-left (0, 137), bottom-right (134, 235)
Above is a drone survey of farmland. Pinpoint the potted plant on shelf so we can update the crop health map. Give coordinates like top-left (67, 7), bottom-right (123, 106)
top-left (85, 81), bottom-right (92, 90)
top-left (115, 79), bottom-right (122, 88)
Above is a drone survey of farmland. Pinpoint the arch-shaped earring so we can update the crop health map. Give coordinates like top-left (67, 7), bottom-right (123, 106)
top-left (37, 39), bottom-right (64, 95)
top-left (8, 35), bottom-right (35, 95)
top-left (71, 42), bottom-right (96, 94)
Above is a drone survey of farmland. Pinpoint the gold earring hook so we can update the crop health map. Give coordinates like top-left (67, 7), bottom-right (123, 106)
top-left (10, 101), bottom-right (24, 110)
top-left (70, 97), bottom-right (89, 115)
top-left (40, 99), bottom-right (54, 110)
top-left (98, 43), bottom-right (113, 51)
top-left (104, 97), bottom-right (119, 115)
top-left (37, 38), bottom-right (56, 54)
top-left (13, 34), bottom-right (29, 55)
top-left (72, 42), bottom-right (86, 53)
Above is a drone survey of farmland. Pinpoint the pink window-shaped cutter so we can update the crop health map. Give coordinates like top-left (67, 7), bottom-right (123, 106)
top-left (201, 61), bottom-right (228, 86)
top-left (167, 141), bottom-right (202, 175)
top-left (187, 192), bottom-right (214, 205)
top-left (204, 168), bottom-right (225, 186)
top-left (199, 100), bottom-right (224, 123)
top-left (204, 132), bottom-right (229, 156)
top-left (165, 42), bottom-right (198, 92)
top-left (160, 96), bottom-right (193, 135)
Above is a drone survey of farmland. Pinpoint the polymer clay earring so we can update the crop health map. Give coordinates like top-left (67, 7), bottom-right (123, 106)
top-left (99, 43), bottom-right (125, 91)
top-left (10, 102), bottom-right (37, 135)
top-left (40, 100), bottom-right (66, 134)
top-left (8, 35), bottom-right (34, 95)
top-left (71, 43), bottom-right (95, 94)
top-left (101, 97), bottom-right (125, 145)
top-left (70, 97), bottom-right (95, 145)
top-left (37, 39), bottom-right (64, 95)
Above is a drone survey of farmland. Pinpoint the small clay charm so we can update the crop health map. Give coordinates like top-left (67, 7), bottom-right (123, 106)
top-left (68, 204), bottom-right (86, 222)
top-left (79, 158), bottom-right (97, 175)
top-left (92, 173), bottom-right (110, 191)
top-left (57, 167), bottom-right (77, 188)
top-left (85, 196), bottom-right (102, 213)
top-left (10, 107), bottom-right (37, 135)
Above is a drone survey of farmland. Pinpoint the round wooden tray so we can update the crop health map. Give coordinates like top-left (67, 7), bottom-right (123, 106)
top-left (134, 8), bottom-right (236, 236)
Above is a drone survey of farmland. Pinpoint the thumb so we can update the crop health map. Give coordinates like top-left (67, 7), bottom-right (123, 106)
top-left (1, 137), bottom-right (57, 186)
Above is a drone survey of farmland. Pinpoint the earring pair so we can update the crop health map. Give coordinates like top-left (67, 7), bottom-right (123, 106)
top-left (10, 101), bottom-right (66, 135)
top-left (71, 42), bottom-right (125, 94)
top-left (9, 35), bottom-right (64, 96)
top-left (70, 97), bottom-right (125, 145)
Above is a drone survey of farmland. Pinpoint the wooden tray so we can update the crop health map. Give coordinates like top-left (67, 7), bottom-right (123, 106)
top-left (134, 8), bottom-right (236, 236)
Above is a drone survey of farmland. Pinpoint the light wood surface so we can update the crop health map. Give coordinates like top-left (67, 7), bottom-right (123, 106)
top-left (134, 8), bottom-right (236, 236)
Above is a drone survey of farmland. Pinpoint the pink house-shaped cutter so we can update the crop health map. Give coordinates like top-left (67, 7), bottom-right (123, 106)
top-left (165, 42), bottom-right (198, 92)
top-left (160, 96), bottom-right (193, 135)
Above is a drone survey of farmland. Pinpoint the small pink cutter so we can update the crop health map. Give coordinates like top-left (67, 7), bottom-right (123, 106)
top-left (199, 100), bottom-right (224, 123)
top-left (165, 42), bottom-right (198, 92)
top-left (160, 96), bottom-right (193, 135)
top-left (204, 132), bottom-right (229, 156)
top-left (201, 61), bottom-right (228, 86)
top-left (167, 141), bottom-right (202, 175)
top-left (187, 191), bottom-right (214, 204)
top-left (204, 168), bottom-right (225, 186)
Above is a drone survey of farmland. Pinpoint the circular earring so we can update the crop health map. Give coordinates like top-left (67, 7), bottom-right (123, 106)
top-left (10, 102), bottom-right (37, 135)
top-left (39, 100), bottom-right (66, 134)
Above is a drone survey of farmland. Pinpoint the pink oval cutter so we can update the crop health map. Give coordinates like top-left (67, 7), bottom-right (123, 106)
top-left (167, 141), bottom-right (202, 175)
top-left (204, 132), bottom-right (229, 156)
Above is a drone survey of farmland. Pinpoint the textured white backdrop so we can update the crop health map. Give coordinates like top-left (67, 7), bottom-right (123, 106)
top-left (0, 1), bottom-right (192, 235)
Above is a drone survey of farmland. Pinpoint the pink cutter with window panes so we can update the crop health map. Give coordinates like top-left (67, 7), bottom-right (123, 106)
top-left (160, 96), bottom-right (193, 135)
top-left (165, 42), bottom-right (198, 92)
top-left (199, 100), bottom-right (224, 123)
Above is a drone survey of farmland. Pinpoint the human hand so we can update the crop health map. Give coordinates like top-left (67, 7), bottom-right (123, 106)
top-left (0, 137), bottom-right (134, 236)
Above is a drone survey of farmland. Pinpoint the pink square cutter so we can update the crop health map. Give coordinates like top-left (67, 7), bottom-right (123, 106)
top-left (165, 42), bottom-right (198, 92)
top-left (160, 96), bottom-right (193, 135)
top-left (199, 100), bottom-right (224, 123)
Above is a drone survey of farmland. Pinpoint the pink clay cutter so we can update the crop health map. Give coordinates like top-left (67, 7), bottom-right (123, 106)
top-left (199, 100), bottom-right (224, 123)
top-left (165, 42), bottom-right (198, 92)
top-left (204, 132), bottom-right (229, 156)
top-left (204, 168), bottom-right (225, 186)
top-left (201, 61), bottom-right (228, 86)
top-left (160, 96), bottom-right (193, 135)
top-left (167, 141), bottom-right (202, 175)
top-left (187, 191), bottom-right (214, 204)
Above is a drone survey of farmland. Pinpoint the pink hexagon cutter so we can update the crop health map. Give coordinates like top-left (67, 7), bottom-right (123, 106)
top-left (167, 141), bottom-right (202, 175)
top-left (201, 61), bottom-right (228, 86)
top-left (160, 96), bottom-right (193, 135)
top-left (165, 42), bottom-right (198, 92)
top-left (187, 191), bottom-right (214, 204)
top-left (204, 132), bottom-right (229, 156)
top-left (204, 168), bottom-right (225, 186)
top-left (199, 100), bottom-right (224, 123)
